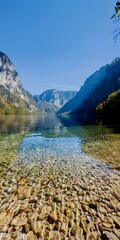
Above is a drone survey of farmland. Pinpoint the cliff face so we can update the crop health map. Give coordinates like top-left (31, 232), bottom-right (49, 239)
top-left (0, 52), bottom-right (37, 114)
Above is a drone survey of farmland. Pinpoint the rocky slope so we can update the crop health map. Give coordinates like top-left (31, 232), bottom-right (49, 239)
top-left (0, 52), bottom-right (37, 114)
top-left (34, 89), bottom-right (77, 112)
top-left (58, 58), bottom-right (120, 122)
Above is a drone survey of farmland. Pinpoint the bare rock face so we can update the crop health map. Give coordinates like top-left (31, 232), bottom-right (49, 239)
top-left (34, 89), bottom-right (77, 113)
top-left (0, 51), bottom-right (37, 113)
top-left (0, 52), bottom-right (22, 96)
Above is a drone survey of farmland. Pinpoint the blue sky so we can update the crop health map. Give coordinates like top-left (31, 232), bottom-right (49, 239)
top-left (0, 0), bottom-right (120, 94)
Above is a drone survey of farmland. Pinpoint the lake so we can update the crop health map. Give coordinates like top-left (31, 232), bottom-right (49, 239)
top-left (0, 114), bottom-right (120, 239)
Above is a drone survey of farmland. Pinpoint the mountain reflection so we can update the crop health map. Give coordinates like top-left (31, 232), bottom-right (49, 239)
top-left (0, 114), bottom-right (63, 134)
top-left (0, 114), bottom-right (120, 135)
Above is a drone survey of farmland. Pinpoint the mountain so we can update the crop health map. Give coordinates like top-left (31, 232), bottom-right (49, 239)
top-left (58, 64), bottom-right (109, 114)
top-left (34, 89), bottom-right (77, 112)
top-left (96, 89), bottom-right (120, 125)
top-left (58, 58), bottom-right (120, 122)
top-left (0, 52), bottom-right (77, 114)
top-left (0, 52), bottom-right (37, 114)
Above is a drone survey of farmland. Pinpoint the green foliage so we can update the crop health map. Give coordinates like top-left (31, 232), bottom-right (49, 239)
top-left (115, 2), bottom-right (120, 16)
top-left (111, 2), bottom-right (120, 41)
top-left (111, 2), bottom-right (120, 19)
top-left (0, 85), bottom-right (31, 115)
top-left (96, 89), bottom-right (120, 124)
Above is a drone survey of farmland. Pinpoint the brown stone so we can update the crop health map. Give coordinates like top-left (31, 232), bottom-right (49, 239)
top-left (113, 228), bottom-right (120, 238)
top-left (31, 221), bottom-right (42, 234)
top-left (18, 185), bottom-right (31, 199)
top-left (99, 206), bottom-right (107, 214)
top-left (39, 211), bottom-right (46, 220)
top-left (66, 202), bottom-right (75, 209)
top-left (103, 231), bottom-right (119, 240)
top-left (53, 195), bottom-right (61, 203)
top-left (60, 222), bottom-right (68, 234)
top-left (0, 212), bottom-right (13, 226)
top-left (39, 205), bottom-right (51, 220)
top-left (59, 232), bottom-right (66, 240)
top-left (113, 216), bottom-right (120, 227)
top-left (29, 195), bottom-right (38, 203)
top-left (11, 213), bottom-right (27, 226)
top-left (73, 185), bottom-right (79, 191)
top-left (71, 226), bottom-right (80, 236)
top-left (18, 177), bottom-right (27, 185)
top-left (102, 222), bottom-right (112, 228)
top-left (48, 211), bottom-right (57, 222)
top-left (24, 223), bottom-right (30, 233)
top-left (26, 231), bottom-right (36, 240)
top-left (89, 208), bottom-right (96, 216)
top-left (0, 211), bottom-right (7, 224)
top-left (81, 203), bottom-right (89, 212)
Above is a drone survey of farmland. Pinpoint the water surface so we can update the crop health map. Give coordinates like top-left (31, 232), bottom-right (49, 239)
top-left (0, 114), bottom-right (120, 172)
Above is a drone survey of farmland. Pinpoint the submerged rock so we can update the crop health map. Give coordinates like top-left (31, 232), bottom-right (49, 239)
top-left (48, 211), bottom-right (58, 222)
top-left (17, 185), bottom-right (32, 199)
top-left (0, 132), bottom-right (120, 239)
top-left (26, 231), bottom-right (36, 240)
top-left (102, 231), bottom-right (119, 240)
top-left (11, 213), bottom-right (27, 226)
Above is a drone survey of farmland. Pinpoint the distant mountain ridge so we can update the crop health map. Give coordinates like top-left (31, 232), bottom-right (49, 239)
top-left (34, 89), bottom-right (77, 112)
top-left (58, 58), bottom-right (120, 122)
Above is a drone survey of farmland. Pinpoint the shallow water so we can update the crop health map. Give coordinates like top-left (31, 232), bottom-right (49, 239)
top-left (17, 134), bottom-right (106, 171)
top-left (0, 114), bottom-right (120, 173)
top-left (0, 115), bottom-right (120, 239)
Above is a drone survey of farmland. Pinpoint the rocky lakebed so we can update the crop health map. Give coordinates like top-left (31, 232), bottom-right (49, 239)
top-left (0, 131), bottom-right (120, 240)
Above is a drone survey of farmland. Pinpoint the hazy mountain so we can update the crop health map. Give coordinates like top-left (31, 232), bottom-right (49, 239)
top-left (0, 52), bottom-right (37, 114)
top-left (34, 89), bottom-right (77, 112)
top-left (58, 58), bottom-right (120, 122)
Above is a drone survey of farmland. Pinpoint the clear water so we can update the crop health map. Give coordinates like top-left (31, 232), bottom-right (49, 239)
top-left (0, 114), bottom-right (120, 175)
top-left (16, 132), bottom-right (114, 178)
top-left (19, 136), bottom-right (83, 160)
